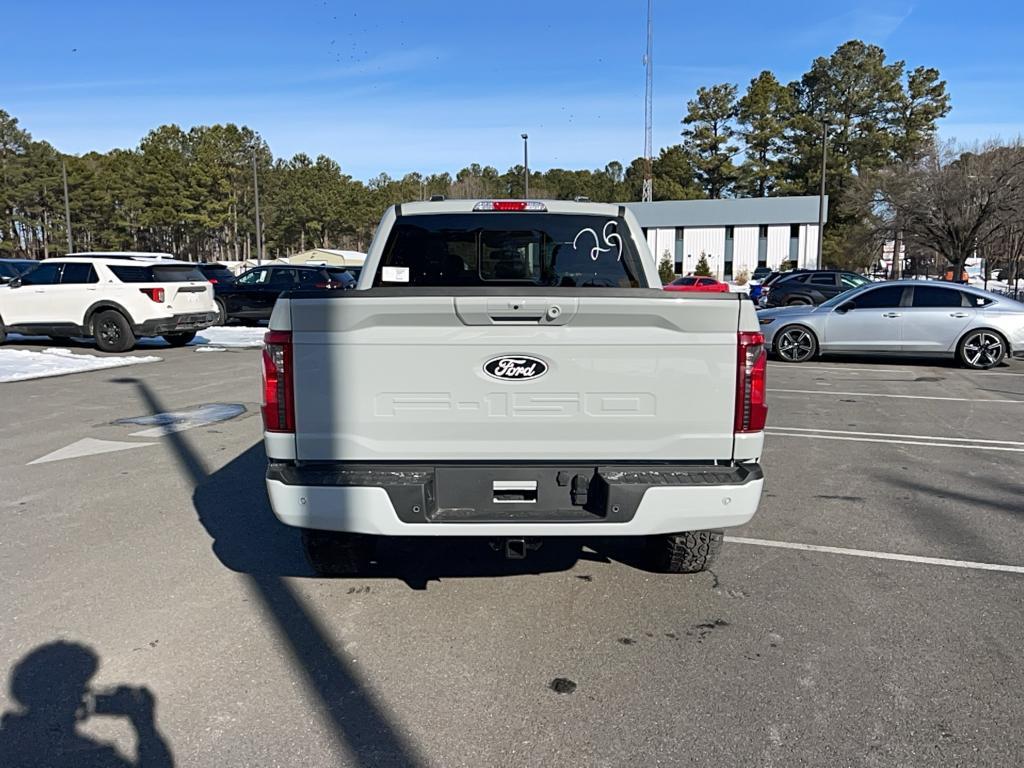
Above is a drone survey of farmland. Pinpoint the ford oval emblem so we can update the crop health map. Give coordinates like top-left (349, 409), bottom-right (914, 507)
top-left (484, 355), bottom-right (548, 381)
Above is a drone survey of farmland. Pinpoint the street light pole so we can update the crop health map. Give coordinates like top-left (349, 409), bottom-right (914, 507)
top-left (62, 159), bottom-right (73, 253)
top-left (252, 152), bottom-right (263, 265)
top-left (816, 121), bottom-right (828, 270)
top-left (521, 133), bottom-right (529, 198)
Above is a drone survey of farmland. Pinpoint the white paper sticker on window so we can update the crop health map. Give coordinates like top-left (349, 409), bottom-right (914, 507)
top-left (382, 266), bottom-right (410, 283)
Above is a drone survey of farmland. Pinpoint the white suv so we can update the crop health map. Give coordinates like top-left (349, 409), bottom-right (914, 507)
top-left (0, 252), bottom-right (218, 352)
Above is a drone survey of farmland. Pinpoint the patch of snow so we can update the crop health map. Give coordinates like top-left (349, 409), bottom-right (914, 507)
top-left (0, 347), bottom-right (161, 383)
top-left (191, 327), bottom-right (266, 348)
top-left (137, 326), bottom-right (266, 350)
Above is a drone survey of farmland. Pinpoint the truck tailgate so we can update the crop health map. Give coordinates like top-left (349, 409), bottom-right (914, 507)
top-left (289, 293), bottom-right (740, 462)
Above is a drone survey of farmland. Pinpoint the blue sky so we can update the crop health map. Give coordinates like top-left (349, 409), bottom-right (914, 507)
top-left (4, 0), bottom-right (1022, 180)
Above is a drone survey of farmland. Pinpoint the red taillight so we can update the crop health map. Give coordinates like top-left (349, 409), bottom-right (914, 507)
top-left (140, 287), bottom-right (165, 303)
top-left (262, 331), bottom-right (295, 433)
top-left (208, 278), bottom-right (218, 284)
top-left (735, 331), bottom-right (768, 433)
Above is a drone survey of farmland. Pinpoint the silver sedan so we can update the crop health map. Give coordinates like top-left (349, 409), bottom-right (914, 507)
top-left (757, 280), bottom-right (1024, 369)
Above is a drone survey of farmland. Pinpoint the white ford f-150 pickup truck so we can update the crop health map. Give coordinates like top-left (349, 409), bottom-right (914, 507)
top-left (262, 199), bottom-right (766, 575)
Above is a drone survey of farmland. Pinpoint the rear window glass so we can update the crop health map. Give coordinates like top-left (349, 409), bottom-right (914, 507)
top-left (60, 263), bottom-right (98, 284)
top-left (325, 269), bottom-right (357, 287)
top-left (912, 286), bottom-right (963, 308)
top-left (297, 269), bottom-right (329, 286)
top-left (200, 265), bottom-right (235, 281)
top-left (962, 292), bottom-right (994, 308)
top-left (374, 213), bottom-right (644, 288)
top-left (672, 277), bottom-right (697, 286)
top-left (110, 265), bottom-right (204, 283)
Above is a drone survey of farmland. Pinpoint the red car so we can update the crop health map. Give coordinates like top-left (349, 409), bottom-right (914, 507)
top-left (663, 276), bottom-right (730, 293)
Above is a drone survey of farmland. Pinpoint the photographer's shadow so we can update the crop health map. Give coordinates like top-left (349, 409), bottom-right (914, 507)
top-left (0, 641), bottom-right (173, 767)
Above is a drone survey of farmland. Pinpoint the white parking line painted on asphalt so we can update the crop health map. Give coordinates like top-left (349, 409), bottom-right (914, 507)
top-left (725, 536), bottom-right (1024, 575)
top-left (767, 431), bottom-right (1024, 453)
top-left (772, 388), bottom-right (1024, 404)
top-left (767, 365), bottom-right (915, 375)
top-left (767, 426), bottom-right (1024, 446)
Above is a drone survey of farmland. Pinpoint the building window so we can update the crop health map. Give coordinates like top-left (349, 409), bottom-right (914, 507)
top-left (723, 233), bottom-right (734, 280)
top-left (675, 227), bottom-right (685, 241)
top-left (758, 225), bottom-right (768, 239)
top-left (790, 224), bottom-right (800, 238)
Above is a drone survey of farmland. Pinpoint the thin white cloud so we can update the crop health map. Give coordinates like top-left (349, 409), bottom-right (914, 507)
top-left (798, 5), bottom-right (915, 45)
top-left (1, 46), bottom-right (445, 95)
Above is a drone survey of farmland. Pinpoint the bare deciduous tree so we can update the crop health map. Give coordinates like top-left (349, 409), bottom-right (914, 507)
top-left (865, 140), bottom-right (1024, 280)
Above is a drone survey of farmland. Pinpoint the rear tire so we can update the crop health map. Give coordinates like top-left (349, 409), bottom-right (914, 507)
top-left (957, 329), bottom-right (1007, 370)
top-left (215, 298), bottom-right (228, 326)
top-left (93, 310), bottom-right (136, 353)
top-left (786, 297), bottom-right (813, 306)
top-left (163, 331), bottom-right (197, 347)
top-left (0, 320), bottom-right (6, 345)
top-left (647, 530), bottom-right (723, 574)
top-left (301, 529), bottom-right (376, 576)
top-left (774, 324), bottom-right (818, 363)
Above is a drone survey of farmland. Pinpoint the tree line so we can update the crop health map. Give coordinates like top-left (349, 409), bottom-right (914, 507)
top-left (1, 39), bottom-right (1021, 280)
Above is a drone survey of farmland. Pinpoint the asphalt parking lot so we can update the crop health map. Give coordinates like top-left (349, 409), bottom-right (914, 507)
top-left (1, 342), bottom-right (1022, 767)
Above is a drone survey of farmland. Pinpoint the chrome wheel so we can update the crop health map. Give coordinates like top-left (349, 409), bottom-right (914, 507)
top-left (961, 331), bottom-right (1005, 370)
top-left (776, 327), bottom-right (817, 363)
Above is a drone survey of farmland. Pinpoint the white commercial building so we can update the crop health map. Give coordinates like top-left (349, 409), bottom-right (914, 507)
top-left (625, 196), bottom-right (827, 281)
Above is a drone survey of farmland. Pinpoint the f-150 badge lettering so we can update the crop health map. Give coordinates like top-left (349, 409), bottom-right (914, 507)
top-left (484, 355), bottom-right (548, 381)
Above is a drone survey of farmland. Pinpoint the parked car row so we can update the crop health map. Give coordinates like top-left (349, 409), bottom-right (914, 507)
top-left (0, 253), bottom-right (359, 352)
top-left (661, 267), bottom-right (1023, 369)
top-left (758, 280), bottom-right (1024, 369)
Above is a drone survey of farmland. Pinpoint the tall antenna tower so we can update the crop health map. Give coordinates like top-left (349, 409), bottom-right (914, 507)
top-left (641, 0), bottom-right (654, 202)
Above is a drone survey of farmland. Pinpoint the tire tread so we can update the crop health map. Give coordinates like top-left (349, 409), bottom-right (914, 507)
top-left (649, 530), bottom-right (723, 573)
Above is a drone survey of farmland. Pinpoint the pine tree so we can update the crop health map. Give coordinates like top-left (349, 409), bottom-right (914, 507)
top-left (680, 84), bottom-right (739, 198)
top-left (658, 251), bottom-right (675, 284)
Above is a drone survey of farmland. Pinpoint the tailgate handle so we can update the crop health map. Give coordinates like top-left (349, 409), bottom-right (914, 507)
top-left (455, 297), bottom-right (578, 326)
top-left (493, 480), bottom-right (538, 504)
top-left (489, 313), bottom-right (545, 323)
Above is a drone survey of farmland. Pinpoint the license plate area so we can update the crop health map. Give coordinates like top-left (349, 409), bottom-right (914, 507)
top-left (433, 466), bottom-right (601, 522)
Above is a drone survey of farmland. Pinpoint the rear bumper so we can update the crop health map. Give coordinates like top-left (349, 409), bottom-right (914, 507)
top-left (134, 312), bottom-right (217, 336)
top-left (265, 462), bottom-right (764, 536)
